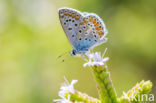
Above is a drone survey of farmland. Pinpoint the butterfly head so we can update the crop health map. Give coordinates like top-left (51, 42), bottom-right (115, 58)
top-left (70, 49), bottom-right (89, 57)
top-left (70, 49), bottom-right (78, 56)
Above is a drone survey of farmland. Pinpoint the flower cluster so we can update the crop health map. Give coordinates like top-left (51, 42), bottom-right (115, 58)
top-left (84, 48), bottom-right (109, 67)
top-left (54, 77), bottom-right (77, 103)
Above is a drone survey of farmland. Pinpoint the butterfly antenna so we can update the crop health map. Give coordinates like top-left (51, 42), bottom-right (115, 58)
top-left (57, 51), bottom-right (68, 59)
top-left (61, 51), bottom-right (71, 62)
top-left (57, 50), bottom-right (70, 62)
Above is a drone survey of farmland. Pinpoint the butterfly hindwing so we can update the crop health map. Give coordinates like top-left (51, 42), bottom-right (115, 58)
top-left (75, 12), bottom-right (108, 51)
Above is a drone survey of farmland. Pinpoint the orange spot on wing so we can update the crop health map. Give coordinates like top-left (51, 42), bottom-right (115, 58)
top-left (72, 15), bottom-right (75, 18)
top-left (94, 23), bottom-right (99, 26)
top-left (75, 16), bottom-right (79, 20)
top-left (84, 19), bottom-right (88, 23)
top-left (69, 13), bottom-right (72, 16)
top-left (64, 13), bottom-right (68, 15)
top-left (96, 26), bottom-right (101, 30)
top-left (89, 18), bottom-right (93, 21)
top-left (80, 22), bottom-right (84, 25)
top-left (98, 32), bottom-right (103, 37)
top-left (92, 20), bottom-right (96, 23)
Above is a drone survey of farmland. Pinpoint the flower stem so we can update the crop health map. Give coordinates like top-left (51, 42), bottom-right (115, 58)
top-left (92, 65), bottom-right (118, 103)
top-left (66, 91), bottom-right (100, 103)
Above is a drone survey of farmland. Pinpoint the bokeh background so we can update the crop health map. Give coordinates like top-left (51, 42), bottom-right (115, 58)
top-left (0, 0), bottom-right (156, 103)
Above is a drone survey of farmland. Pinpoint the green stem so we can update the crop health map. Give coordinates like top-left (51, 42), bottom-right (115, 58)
top-left (65, 91), bottom-right (100, 103)
top-left (92, 65), bottom-right (118, 103)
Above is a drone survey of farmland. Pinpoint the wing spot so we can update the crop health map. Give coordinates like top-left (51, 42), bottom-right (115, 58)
top-left (75, 16), bottom-right (79, 20)
top-left (64, 22), bottom-right (66, 25)
top-left (85, 38), bottom-right (87, 40)
top-left (72, 15), bottom-right (75, 18)
top-left (79, 38), bottom-right (82, 40)
top-left (64, 13), bottom-right (68, 15)
top-left (94, 23), bottom-right (99, 26)
top-left (84, 19), bottom-right (88, 23)
top-left (89, 18), bottom-right (93, 21)
top-left (69, 13), bottom-right (72, 16)
top-left (80, 22), bottom-right (84, 25)
top-left (68, 28), bottom-right (72, 30)
top-left (96, 26), bottom-right (101, 30)
top-left (69, 19), bottom-right (71, 21)
top-left (72, 20), bottom-right (75, 22)
top-left (66, 20), bottom-right (68, 22)
top-left (72, 35), bottom-right (74, 37)
top-left (75, 24), bottom-right (77, 26)
top-left (98, 32), bottom-right (103, 37)
top-left (92, 19), bottom-right (96, 23)
top-left (79, 30), bottom-right (82, 33)
top-left (95, 40), bottom-right (97, 42)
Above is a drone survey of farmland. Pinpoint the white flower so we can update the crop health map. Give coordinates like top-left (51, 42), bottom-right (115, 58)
top-left (54, 77), bottom-right (78, 103)
top-left (84, 48), bottom-right (109, 67)
top-left (53, 95), bottom-right (71, 103)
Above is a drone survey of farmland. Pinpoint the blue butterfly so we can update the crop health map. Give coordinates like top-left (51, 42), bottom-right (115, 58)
top-left (59, 8), bottom-right (108, 56)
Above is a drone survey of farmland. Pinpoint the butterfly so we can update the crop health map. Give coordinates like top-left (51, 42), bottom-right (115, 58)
top-left (58, 7), bottom-right (108, 57)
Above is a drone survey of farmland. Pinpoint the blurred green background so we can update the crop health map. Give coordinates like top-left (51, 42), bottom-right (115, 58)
top-left (0, 0), bottom-right (156, 103)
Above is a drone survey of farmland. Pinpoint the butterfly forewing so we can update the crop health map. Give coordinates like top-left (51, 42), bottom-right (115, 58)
top-left (59, 8), bottom-right (82, 48)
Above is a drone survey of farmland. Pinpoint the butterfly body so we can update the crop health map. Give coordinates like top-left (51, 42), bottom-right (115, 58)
top-left (58, 8), bottom-right (108, 56)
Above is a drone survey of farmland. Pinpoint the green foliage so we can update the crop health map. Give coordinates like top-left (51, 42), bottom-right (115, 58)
top-left (93, 66), bottom-right (118, 103)
top-left (119, 80), bottom-right (152, 103)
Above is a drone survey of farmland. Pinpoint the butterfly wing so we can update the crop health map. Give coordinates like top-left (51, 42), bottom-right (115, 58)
top-left (59, 8), bottom-right (108, 54)
top-left (58, 8), bottom-right (83, 48)
top-left (74, 12), bottom-right (108, 52)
